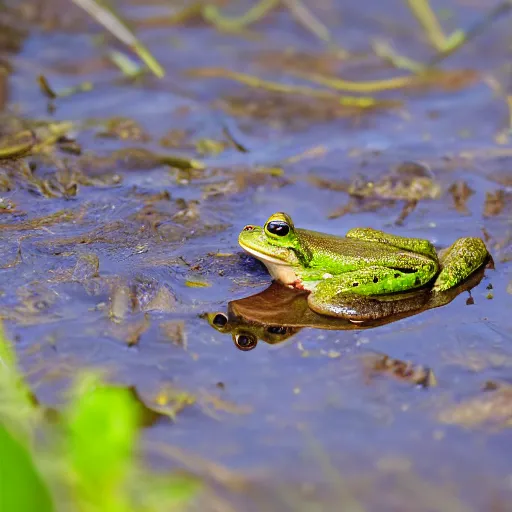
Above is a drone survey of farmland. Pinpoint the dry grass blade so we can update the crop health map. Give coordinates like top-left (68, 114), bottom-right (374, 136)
top-left (289, 70), bottom-right (418, 93)
top-left (405, 0), bottom-right (447, 50)
top-left (281, 0), bottom-right (330, 43)
top-left (187, 67), bottom-right (401, 108)
top-left (37, 75), bottom-right (57, 99)
top-left (201, 0), bottom-right (279, 31)
top-left (38, 74), bottom-right (94, 99)
top-left (291, 68), bottom-right (479, 94)
top-left (70, 0), bottom-right (164, 78)
top-left (428, 1), bottom-right (512, 66)
top-left (372, 39), bottom-right (427, 73)
top-left (108, 50), bottom-right (143, 78)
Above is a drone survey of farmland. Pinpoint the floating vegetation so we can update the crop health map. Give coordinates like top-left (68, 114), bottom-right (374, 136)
top-left (362, 353), bottom-right (437, 388)
top-left (185, 279), bottom-right (211, 288)
top-left (202, 0), bottom-right (279, 33)
top-left (38, 74), bottom-right (94, 100)
top-left (187, 68), bottom-right (401, 109)
top-left (0, 210), bottom-right (77, 231)
top-left (289, 68), bottom-right (479, 94)
top-left (0, 130), bottom-right (35, 160)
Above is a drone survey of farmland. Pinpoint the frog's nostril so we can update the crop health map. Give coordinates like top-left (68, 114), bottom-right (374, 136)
top-left (243, 225), bottom-right (255, 231)
top-left (373, 277), bottom-right (379, 283)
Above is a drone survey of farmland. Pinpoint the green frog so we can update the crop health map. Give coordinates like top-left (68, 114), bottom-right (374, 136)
top-left (238, 212), bottom-right (490, 321)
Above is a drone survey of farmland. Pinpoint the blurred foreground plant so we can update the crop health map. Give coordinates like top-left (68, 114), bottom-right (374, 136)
top-left (0, 321), bottom-right (200, 512)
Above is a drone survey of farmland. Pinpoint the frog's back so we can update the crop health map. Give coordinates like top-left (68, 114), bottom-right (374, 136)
top-left (297, 228), bottom-right (407, 271)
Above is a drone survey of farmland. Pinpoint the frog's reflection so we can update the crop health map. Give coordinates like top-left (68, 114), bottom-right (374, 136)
top-left (208, 309), bottom-right (301, 350)
top-left (206, 265), bottom-right (488, 351)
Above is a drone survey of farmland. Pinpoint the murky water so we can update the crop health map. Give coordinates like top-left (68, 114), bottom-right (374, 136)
top-left (1, 0), bottom-right (512, 510)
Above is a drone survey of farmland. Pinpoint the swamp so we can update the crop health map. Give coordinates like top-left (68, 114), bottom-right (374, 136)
top-left (1, 0), bottom-right (512, 511)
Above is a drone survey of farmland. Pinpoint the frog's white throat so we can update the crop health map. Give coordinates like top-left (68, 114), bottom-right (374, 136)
top-left (242, 246), bottom-right (299, 286)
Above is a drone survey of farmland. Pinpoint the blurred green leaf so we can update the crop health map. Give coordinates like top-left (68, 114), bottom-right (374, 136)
top-left (66, 374), bottom-right (140, 512)
top-left (0, 424), bottom-right (54, 512)
top-left (0, 322), bottom-right (52, 512)
top-left (138, 473), bottom-right (202, 510)
top-left (0, 321), bottom-right (38, 438)
top-left (0, 320), bottom-right (16, 369)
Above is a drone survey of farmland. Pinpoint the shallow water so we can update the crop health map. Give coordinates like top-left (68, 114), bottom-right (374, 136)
top-left (2, 0), bottom-right (512, 510)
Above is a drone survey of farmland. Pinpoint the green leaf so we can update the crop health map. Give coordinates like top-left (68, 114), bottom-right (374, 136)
top-left (0, 321), bottom-right (15, 369)
top-left (0, 321), bottom-right (37, 438)
top-left (139, 473), bottom-right (202, 510)
top-left (0, 423), bottom-right (53, 512)
top-left (66, 374), bottom-right (141, 511)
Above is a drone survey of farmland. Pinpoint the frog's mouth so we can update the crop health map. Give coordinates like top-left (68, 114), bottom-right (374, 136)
top-left (240, 243), bottom-right (288, 265)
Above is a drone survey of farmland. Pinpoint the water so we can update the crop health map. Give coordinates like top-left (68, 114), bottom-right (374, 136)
top-left (1, 0), bottom-right (512, 509)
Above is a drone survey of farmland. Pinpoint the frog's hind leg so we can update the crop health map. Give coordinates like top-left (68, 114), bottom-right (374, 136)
top-left (308, 265), bottom-right (432, 320)
top-left (346, 227), bottom-right (437, 260)
top-left (308, 288), bottom-right (430, 322)
top-left (433, 237), bottom-right (489, 292)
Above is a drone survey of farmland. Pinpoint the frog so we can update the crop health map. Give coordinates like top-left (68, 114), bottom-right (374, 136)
top-left (238, 212), bottom-right (491, 322)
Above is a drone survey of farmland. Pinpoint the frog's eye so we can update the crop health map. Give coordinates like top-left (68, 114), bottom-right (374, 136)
top-left (266, 220), bottom-right (290, 237)
top-left (267, 326), bottom-right (288, 335)
top-left (234, 333), bottom-right (258, 351)
top-left (212, 313), bottom-right (228, 327)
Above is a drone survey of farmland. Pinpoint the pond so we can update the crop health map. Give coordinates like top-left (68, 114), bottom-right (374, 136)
top-left (1, 0), bottom-right (512, 510)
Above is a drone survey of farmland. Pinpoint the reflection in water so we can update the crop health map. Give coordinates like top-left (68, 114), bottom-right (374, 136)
top-left (206, 265), bottom-right (487, 351)
top-left (208, 311), bottom-right (300, 350)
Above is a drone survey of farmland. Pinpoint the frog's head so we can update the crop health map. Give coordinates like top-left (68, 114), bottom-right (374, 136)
top-left (238, 212), bottom-right (306, 285)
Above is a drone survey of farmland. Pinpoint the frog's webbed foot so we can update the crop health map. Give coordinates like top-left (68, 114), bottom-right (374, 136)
top-left (433, 237), bottom-right (490, 292)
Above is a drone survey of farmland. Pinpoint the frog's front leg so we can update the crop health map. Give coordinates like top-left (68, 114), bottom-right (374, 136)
top-left (346, 227), bottom-right (438, 261)
top-left (307, 265), bottom-right (435, 320)
top-left (433, 237), bottom-right (490, 292)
